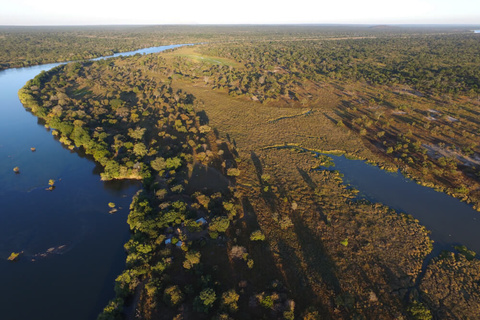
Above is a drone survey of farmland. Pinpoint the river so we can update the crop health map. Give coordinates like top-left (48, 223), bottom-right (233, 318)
top-left (0, 44), bottom-right (185, 320)
top-left (322, 154), bottom-right (480, 255)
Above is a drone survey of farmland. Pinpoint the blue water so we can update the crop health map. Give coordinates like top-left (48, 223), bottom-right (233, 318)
top-left (323, 154), bottom-right (480, 254)
top-left (0, 44), bottom-right (187, 320)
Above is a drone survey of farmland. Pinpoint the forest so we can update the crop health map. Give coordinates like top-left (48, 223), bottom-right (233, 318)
top-left (13, 25), bottom-right (480, 320)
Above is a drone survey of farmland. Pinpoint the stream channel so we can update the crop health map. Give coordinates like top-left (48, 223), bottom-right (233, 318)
top-left (320, 153), bottom-right (480, 255)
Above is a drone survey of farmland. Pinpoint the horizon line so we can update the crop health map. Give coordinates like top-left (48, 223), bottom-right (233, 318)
top-left (1, 23), bottom-right (480, 28)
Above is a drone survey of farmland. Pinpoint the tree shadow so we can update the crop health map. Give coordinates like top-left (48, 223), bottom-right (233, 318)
top-left (296, 168), bottom-right (329, 225)
top-left (276, 238), bottom-right (335, 319)
top-left (297, 167), bottom-right (317, 189)
top-left (292, 216), bottom-right (342, 296)
top-left (196, 110), bottom-right (209, 125)
top-left (250, 151), bottom-right (263, 181)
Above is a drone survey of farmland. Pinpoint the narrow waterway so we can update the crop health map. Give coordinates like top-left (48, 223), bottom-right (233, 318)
top-left (322, 154), bottom-right (480, 255)
top-left (0, 44), bottom-right (185, 320)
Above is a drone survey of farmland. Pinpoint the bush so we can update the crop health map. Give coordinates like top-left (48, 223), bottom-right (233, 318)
top-left (227, 168), bottom-right (241, 177)
top-left (97, 298), bottom-right (124, 320)
top-left (194, 288), bottom-right (216, 313)
top-left (164, 285), bottom-right (184, 307)
top-left (408, 301), bottom-right (432, 320)
top-left (221, 289), bottom-right (240, 312)
top-left (183, 251), bottom-right (201, 269)
top-left (250, 230), bottom-right (266, 241)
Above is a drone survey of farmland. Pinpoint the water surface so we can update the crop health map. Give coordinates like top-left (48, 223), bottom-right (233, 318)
top-left (323, 154), bottom-right (480, 254)
top-left (0, 44), bottom-right (186, 320)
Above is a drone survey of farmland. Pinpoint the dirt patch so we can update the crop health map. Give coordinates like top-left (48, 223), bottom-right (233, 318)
top-left (423, 144), bottom-right (480, 167)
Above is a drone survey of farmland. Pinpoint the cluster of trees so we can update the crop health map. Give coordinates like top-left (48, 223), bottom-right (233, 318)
top-left (19, 55), bottom-right (221, 181)
top-left (20, 53), bottom-right (294, 320)
top-left (198, 34), bottom-right (480, 96)
top-left (338, 84), bottom-right (480, 208)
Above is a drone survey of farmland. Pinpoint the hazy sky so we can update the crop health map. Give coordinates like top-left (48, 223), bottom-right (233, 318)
top-left (1, 0), bottom-right (479, 25)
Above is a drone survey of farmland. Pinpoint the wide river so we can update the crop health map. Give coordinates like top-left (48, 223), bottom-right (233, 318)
top-left (0, 44), bottom-right (184, 320)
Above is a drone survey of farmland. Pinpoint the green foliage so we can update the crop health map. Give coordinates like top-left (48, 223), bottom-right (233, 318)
top-left (194, 288), bottom-right (217, 313)
top-left (259, 295), bottom-right (274, 309)
top-left (133, 142), bottom-right (148, 157)
top-left (164, 285), bottom-right (184, 307)
top-left (165, 157), bottom-right (182, 170)
top-left (151, 157), bottom-right (167, 172)
top-left (408, 301), bottom-right (432, 320)
top-left (221, 289), bottom-right (240, 312)
top-left (283, 310), bottom-right (295, 320)
top-left (223, 201), bottom-right (237, 219)
top-left (97, 298), bottom-right (124, 320)
top-left (227, 168), bottom-right (241, 177)
top-left (183, 251), bottom-right (201, 269)
top-left (114, 270), bottom-right (139, 298)
top-left (250, 230), bottom-right (266, 241)
top-left (454, 245), bottom-right (476, 260)
top-left (209, 216), bottom-right (230, 234)
top-left (128, 127), bottom-right (146, 140)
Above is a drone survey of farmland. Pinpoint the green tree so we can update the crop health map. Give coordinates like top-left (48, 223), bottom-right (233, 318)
top-left (164, 285), bottom-right (184, 307)
top-left (408, 301), bottom-right (432, 320)
top-left (127, 127), bottom-right (146, 140)
top-left (133, 143), bottom-right (147, 157)
top-left (194, 288), bottom-right (216, 313)
top-left (151, 157), bottom-right (166, 172)
top-left (183, 251), bottom-right (201, 269)
top-left (221, 289), bottom-right (240, 312)
top-left (250, 230), bottom-right (265, 241)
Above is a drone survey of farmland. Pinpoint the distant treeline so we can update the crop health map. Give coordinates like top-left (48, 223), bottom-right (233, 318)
top-left (199, 33), bottom-right (480, 95)
top-left (1, 24), bottom-right (477, 71)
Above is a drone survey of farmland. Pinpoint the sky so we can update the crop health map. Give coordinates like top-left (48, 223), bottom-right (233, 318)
top-left (1, 0), bottom-right (479, 25)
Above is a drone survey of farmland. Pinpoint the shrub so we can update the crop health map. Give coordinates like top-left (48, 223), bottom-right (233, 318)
top-left (408, 301), bottom-right (432, 320)
top-left (164, 285), bottom-right (184, 307)
top-left (227, 168), bottom-right (241, 177)
top-left (221, 289), bottom-right (240, 312)
top-left (250, 230), bottom-right (266, 241)
top-left (194, 288), bottom-right (216, 313)
top-left (183, 251), bottom-right (201, 269)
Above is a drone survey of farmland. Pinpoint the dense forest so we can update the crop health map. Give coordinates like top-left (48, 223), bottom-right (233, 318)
top-left (14, 26), bottom-right (480, 320)
top-left (1, 24), bottom-right (476, 70)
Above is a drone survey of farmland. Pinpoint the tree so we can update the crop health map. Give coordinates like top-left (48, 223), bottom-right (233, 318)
top-left (194, 288), bottom-right (216, 313)
top-left (151, 157), bottom-right (166, 172)
top-left (221, 290), bottom-right (239, 312)
top-left (164, 285), bottom-right (184, 307)
top-left (408, 301), bottom-right (432, 320)
top-left (227, 168), bottom-right (241, 177)
top-left (250, 230), bottom-right (265, 241)
top-left (183, 251), bottom-right (201, 269)
top-left (133, 143), bottom-right (147, 157)
top-left (165, 157), bottom-right (182, 170)
top-left (127, 127), bottom-right (146, 140)
top-left (209, 216), bottom-right (230, 239)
